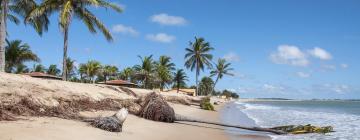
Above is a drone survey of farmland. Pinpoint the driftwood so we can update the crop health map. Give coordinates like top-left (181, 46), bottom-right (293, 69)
top-left (137, 92), bottom-right (286, 135)
top-left (83, 108), bottom-right (129, 132)
top-left (175, 114), bottom-right (286, 135)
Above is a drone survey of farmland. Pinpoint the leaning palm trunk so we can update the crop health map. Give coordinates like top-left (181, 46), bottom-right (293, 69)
top-left (62, 27), bottom-right (69, 81)
top-left (175, 114), bottom-right (286, 135)
top-left (209, 77), bottom-right (219, 96)
top-left (138, 92), bottom-right (286, 135)
top-left (0, 0), bottom-right (8, 72)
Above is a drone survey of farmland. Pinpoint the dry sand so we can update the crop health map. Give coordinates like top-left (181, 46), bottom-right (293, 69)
top-left (0, 72), bottom-right (269, 140)
top-left (0, 103), bottom-right (228, 140)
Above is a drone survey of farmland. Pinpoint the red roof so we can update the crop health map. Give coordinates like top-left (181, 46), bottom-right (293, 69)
top-left (23, 72), bottom-right (62, 80)
top-left (100, 80), bottom-right (136, 86)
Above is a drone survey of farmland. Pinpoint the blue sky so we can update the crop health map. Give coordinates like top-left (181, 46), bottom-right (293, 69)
top-left (7, 0), bottom-right (360, 99)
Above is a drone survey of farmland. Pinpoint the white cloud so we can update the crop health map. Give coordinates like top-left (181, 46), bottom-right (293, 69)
top-left (296, 72), bottom-right (311, 78)
top-left (146, 33), bottom-right (176, 43)
top-left (112, 24), bottom-right (139, 36)
top-left (341, 63), bottom-right (349, 69)
top-left (308, 47), bottom-right (332, 60)
top-left (150, 13), bottom-right (187, 26)
top-left (321, 64), bottom-right (336, 71)
top-left (270, 45), bottom-right (309, 67)
top-left (223, 52), bottom-right (240, 62)
top-left (313, 84), bottom-right (352, 94)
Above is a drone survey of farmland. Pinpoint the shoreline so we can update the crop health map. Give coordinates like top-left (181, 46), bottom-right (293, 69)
top-left (220, 101), bottom-right (272, 140)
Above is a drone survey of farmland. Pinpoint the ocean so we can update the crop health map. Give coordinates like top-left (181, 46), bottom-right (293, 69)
top-left (221, 100), bottom-right (360, 140)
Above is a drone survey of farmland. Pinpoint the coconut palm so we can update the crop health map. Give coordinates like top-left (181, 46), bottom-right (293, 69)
top-left (210, 58), bottom-right (234, 95)
top-left (101, 65), bottom-right (118, 83)
top-left (1, 0), bottom-right (49, 72)
top-left (173, 69), bottom-right (188, 93)
top-left (134, 55), bottom-right (155, 89)
top-left (15, 64), bottom-right (29, 74)
top-left (78, 63), bottom-right (87, 82)
top-left (33, 64), bottom-right (45, 72)
top-left (47, 64), bottom-right (60, 76)
top-left (184, 37), bottom-right (214, 96)
top-left (84, 60), bottom-right (101, 83)
top-left (26, 0), bottom-right (122, 80)
top-left (5, 39), bottom-right (39, 73)
top-left (198, 76), bottom-right (214, 96)
top-left (155, 56), bottom-right (175, 91)
top-left (66, 57), bottom-right (76, 80)
top-left (119, 67), bottom-right (133, 81)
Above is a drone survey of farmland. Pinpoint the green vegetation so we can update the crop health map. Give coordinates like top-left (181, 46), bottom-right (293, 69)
top-left (214, 89), bottom-right (239, 99)
top-left (200, 97), bottom-right (214, 111)
top-left (210, 58), bottom-right (234, 94)
top-left (198, 76), bottom-right (214, 96)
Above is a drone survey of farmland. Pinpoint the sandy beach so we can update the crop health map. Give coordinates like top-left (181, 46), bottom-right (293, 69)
top-left (0, 73), bottom-right (271, 140)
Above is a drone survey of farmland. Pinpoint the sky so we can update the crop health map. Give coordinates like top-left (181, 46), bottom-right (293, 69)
top-left (6, 0), bottom-right (360, 99)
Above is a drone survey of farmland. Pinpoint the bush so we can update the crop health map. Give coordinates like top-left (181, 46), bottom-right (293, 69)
top-left (200, 97), bottom-right (214, 111)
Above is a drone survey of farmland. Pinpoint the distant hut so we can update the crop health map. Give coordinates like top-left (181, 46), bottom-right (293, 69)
top-left (23, 72), bottom-right (62, 80)
top-left (98, 80), bottom-right (138, 87)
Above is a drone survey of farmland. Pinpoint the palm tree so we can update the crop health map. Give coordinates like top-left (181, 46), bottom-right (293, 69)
top-left (119, 67), bottom-right (133, 81)
top-left (173, 69), bottom-right (188, 93)
top-left (198, 76), bottom-right (214, 96)
top-left (184, 37), bottom-right (214, 96)
top-left (78, 63), bottom-right (87, 82)
top-left (155, 56), bottom-right (175, 91)
top-left (1, 0), bottom-right (49, 72)
top-left (5, 39), bottom-right (39, 73)
top-left (134, 55), bottom-right (155, 89)
top-left (33, 64), bottom-right (45, 72)
top-left (47, 64), bottom-right (60, 76)
top-left (85, 60), bottom-right (101, 83)
top-left (26, 0), bottom-right (122, 80)
top-left (15, 64), bottom-right (29, 74)
top-left (101, 65), bottom-right (118, 83)
top-left (66, 57), bottom-right (76, 80)
top-left (210, 58), bottom-right (234, 95)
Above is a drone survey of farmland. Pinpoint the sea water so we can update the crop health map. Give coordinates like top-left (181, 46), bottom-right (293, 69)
top-left (222, 100), bottom-right (360, 140)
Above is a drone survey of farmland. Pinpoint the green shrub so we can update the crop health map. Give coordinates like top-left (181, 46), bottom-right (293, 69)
top-left (200, 97), bottom-right (214, 111)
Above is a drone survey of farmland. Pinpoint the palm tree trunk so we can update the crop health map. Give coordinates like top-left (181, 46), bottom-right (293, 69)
top-left (174, 114), bottom-right (286, 135)
top-left (209, 76), bottom-right (219, 96)
top-left (62, 26), bottom-right (69, 81)
top-left (195, 71), bottom-right (199, 96)
top-left (0, 0), bottom-right (8, 72)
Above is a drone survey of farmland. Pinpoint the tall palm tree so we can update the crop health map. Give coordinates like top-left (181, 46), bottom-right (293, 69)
top-left (134, 55), bottom-right (155, 89)
top-left (26, 0), bottom-right (122, 80)
top-left (101, 65), bottom-right (118, 83)
top-left (1, 0), bottom-right (49, 72)
top-left (210, 58), bottom-right (234, 95)
top-left (155, 56), bottom-right (175, 91)
top-left (184, 37), bottom-right (214, 96)
top-left (85, 60), bottom-right (101, 83)
top-left (66, 57), bottom-right (76, 80)
top-left (173, 69), bottom-right (188, 93)
top-left (47, 64), bottom-right (60, 76)
top-left (5, 39), bottom-right (39, 73)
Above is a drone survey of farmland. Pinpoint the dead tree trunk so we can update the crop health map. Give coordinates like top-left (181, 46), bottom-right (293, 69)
top-left (175, 114), bottom-right (287, 135)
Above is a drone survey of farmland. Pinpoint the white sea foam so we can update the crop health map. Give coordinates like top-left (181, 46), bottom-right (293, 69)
top-left (236, 102), bottom-right (360, 140)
